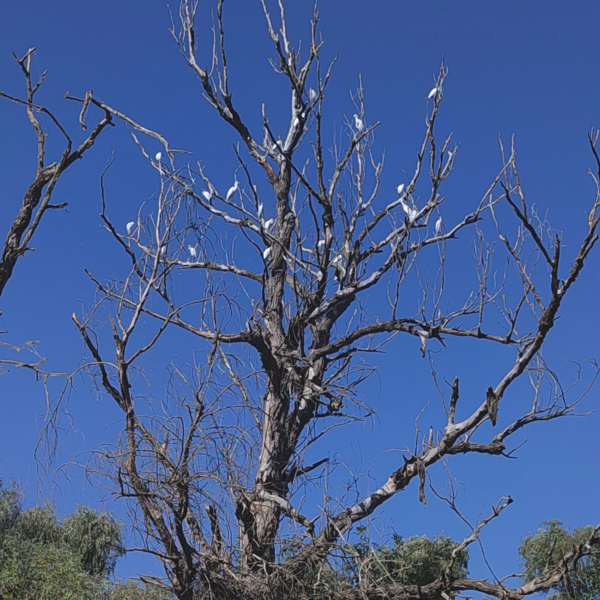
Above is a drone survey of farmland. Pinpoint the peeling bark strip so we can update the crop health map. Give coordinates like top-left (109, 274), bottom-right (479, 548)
top-left (54, 1), bottom-right (600, 599)
top-left (417, 459), bottom-right (427, 504)
top-left (486, 386), bottom-right (498, 426)
top-left (0, 49), bottom-right (112, 299)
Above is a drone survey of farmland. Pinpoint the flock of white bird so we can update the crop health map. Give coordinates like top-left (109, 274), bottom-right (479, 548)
top-left (129, 85), bottom-right (444, 267)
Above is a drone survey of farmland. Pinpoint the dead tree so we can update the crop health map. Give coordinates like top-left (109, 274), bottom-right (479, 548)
top-left (66, 2), bottom-right (599, 599)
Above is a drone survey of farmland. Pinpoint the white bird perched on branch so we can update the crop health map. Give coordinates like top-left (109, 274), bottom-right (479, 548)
top-left (187, 245), bottom-right (197, 260)
top-left (126, 221), bottom-right (135, 236)
top-left (155, 151), bottom-right (162, 162)
top-left (427, 87), bottom-right (438, 100)
top-left (262, 247), bottom-right (272, 261)
top-left (435, 215), bottom-right (443, 235)
top-left (159, 246), bottom-right (167, 260)
top-left (308, 87), bottom-right (317, 103)
top-left (400, 197), bottom-right (418, 223)
top-left (317, 239), bottom-right (325, 249)
top-left (226, 179), bottom-right (239, 202)
top-left (334, 265), bottom-right (346, 283)
top-left (397, 183), bottom-right (405, 196)
top-left (353, 114), bottom-right (364, 133)
top-left (263, 218), bottom-right (274, 231)
top-left (201, 189), bottom-right (213, 203)
top-left (331, 253), bottom-right (347, 281)
top-left (257, 203), bottom-right (264, 220)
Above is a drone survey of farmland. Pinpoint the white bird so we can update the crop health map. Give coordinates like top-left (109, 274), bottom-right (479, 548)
top-left (400, 197), bottom-right (418, 223)
top-left (317, 239), bottom-right (326, 248)
top-left (188, 245), bottom-right (197, 259)
top-left (353, 114), bottom-right (364, 132)
top-left (397, 183), bottom-right (405, 196)
top-left (257, 203), bottom-right (264, 220)
top-left (331, 254), bottom-right (347, 280)
top-left (308, 87), bottom-right (317, 102)
top-left (427, 87), bottom-right (438, 100)
top-left (126, 221), bottom-right (135, 236)
top-left (263, 218), bottom-right (274, 231)
top-left (262, 247), bottom-right (272, 260)
top-left (159, 246), bottom-right (167, 259)
top-left (155, 151), bottom-right (162, 162)
top-left (435, 215), bottom-right (443, 235)
top-left (226, 179), bottom-right (239, 202)
top-left (293, 117), bottom-right (300, 128)
top-left (201, 190), bottom-right (213, 202)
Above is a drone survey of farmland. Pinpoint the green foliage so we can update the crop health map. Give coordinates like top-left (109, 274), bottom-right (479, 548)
top-left (105, 580), bottom-right (175, 600)
top-left (0, 535), bottom-right (98, 600)
top-left (347, 526), bottom-right (468, 596)
top-left (17, 505), bottom-right (63, 544)
top-left (63, 505), bottom-right (123, 576)
top-left (0, 478), bottom-right (129, 600)
top-left (519, 520), bottom-right (600, 600)
top-left (279, 528), bottom-right (469, 598)
top-left (0, 479), bottom-right (21, 535)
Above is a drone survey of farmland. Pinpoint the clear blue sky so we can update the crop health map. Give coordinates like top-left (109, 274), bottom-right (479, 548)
top-left (1, 0), bottom-right (599, 595)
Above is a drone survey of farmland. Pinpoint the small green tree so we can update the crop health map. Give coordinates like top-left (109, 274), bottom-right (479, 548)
top-left (0, 479), bottom-right (126, 600)
top-left (347, 527), bottom-right (468, 597)
top-left (0, 484), bottom-right (96, 600)
top-left (519, 521), bottom-right (600, 600)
